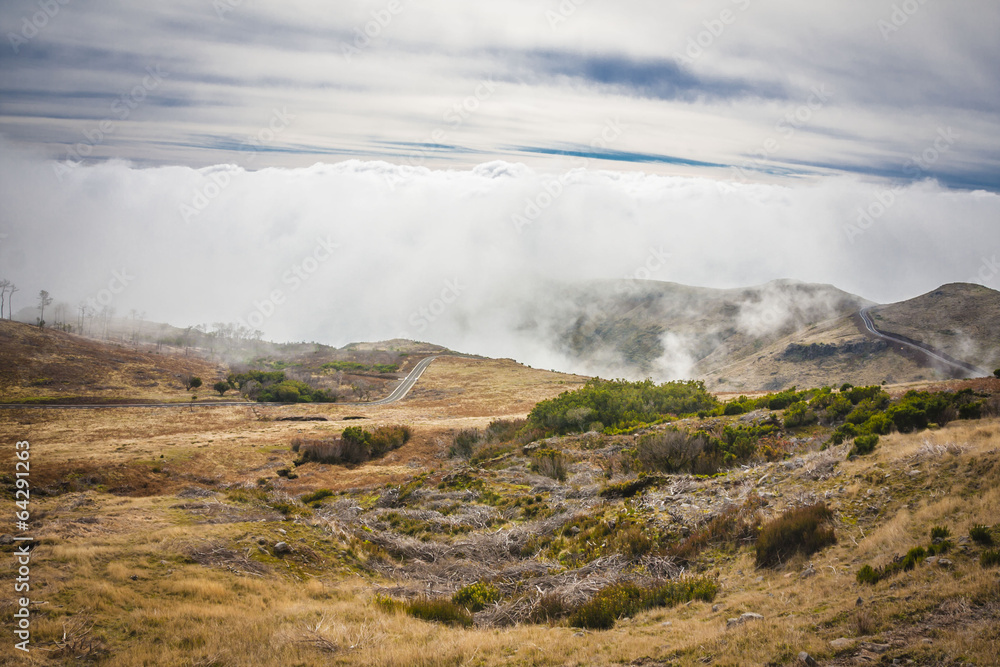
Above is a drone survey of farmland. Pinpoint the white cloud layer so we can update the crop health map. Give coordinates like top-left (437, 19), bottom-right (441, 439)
top-left (2, 140), bottom-right (997, 373)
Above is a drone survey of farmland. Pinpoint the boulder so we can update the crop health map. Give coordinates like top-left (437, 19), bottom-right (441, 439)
top-left (727, 612), bottom-right (764, 628)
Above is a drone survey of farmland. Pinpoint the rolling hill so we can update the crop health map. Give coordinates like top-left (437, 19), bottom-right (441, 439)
top-left (514, 279), bottom-right (997, 391)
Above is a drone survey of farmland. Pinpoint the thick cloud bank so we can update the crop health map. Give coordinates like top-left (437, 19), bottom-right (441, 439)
top-left (1, 140), bottom-right (997, 374)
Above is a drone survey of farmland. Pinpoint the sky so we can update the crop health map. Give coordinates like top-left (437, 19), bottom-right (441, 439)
top-left (1, 0), bottom-right (998, 369)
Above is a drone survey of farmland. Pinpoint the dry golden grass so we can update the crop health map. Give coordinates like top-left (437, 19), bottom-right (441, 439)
top-left (1, 356), bottom-right (999, 665)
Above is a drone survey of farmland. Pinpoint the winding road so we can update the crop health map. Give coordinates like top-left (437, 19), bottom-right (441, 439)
top-left (859, 307), bottom-right (988, 377)
top-left (0, 355), bottom-right (442, 410)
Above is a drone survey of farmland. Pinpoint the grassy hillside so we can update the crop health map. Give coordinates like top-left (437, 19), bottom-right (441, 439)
top-left (0, 320), bottom-right (223, 403)
top-left (867, 283), bottom-right (1000, 371)
top-left (1, 363), bottom-right (997, 666)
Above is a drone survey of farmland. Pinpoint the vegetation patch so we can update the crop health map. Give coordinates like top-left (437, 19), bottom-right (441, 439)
top-left (293, 425), bottom-right (411, 465)
top-left (568, 577), bottom-right (718, 630)
top-left (755, 503), bottom-right (836, 567)
top-left (528, 378), bottom-right (718, 435)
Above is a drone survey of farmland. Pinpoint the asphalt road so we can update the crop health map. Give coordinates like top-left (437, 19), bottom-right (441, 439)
top-left (0, 355), bottom-right (442, 410)
top-left (363, 355), bottom-right (439, 405)
top-left (859, 307), bottom-right (988, 377)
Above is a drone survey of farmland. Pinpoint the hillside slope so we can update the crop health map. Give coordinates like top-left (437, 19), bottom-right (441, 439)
top-left (517, 278), bottom-right (870, 383)
top-left (867, 283), bottom-right (1000, 372)
top-left (0, 320), bottom-right (223, 402)
top-left (523, 280), bottom-right (997, 391)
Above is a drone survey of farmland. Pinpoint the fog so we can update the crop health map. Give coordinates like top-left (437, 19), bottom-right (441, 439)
top-left (1, 138), bottom-right (998, 375)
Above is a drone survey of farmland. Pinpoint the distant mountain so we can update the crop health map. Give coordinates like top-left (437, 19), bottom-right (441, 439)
top-left (512, 279), bottom-right (997, 391)
top-left (867, 283), bottom-right (1000, 372)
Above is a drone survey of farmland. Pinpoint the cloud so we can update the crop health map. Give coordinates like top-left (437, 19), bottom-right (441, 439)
top-left (1, 140), bottom-right (998, 376)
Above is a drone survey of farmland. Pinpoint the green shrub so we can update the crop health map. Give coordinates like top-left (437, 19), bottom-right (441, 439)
top-left (981, 550), bottom-right (1000, 567)
top-left (569, 582), bottom-right (644, 629)
top-left (856, 564), bottom-right (879, 585)
top-left (970, 524), bottom-right (994, 545)
top-left (404, 597), bottom-right (473, 627)
top-left (452, 582), bottom-right (501, 612)
top-left (599, 475), bottom-right (663, 499)
top-left (755, 503), bottom-right (836, 567)
top-left (300, 488), bottom-right (334, 504)
top-left (930, 526), bottom-right (951, 540)
top-left (849, 434), bottom-right (879, 457)
top-left (527, 378), bottom-right (717, 435)
top-left (294, 424), bottom-right (410, 466)
top-left (373, 593), bottom-right (403, 613)
top-left (783, 401), bottom-right (818, 428)
top-left (530, 448), bottom-right (568, 481)
top-left (568, 577), bottom-right (718, 630)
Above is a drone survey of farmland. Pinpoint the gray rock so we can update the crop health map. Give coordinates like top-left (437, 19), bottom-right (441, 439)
top-left (800, 563), bottom-right (816, 579)
top-left (938, 558), bottom-right (953, 567)
top-left (712, 604), bottom-right (722, 612)
top-left (273, 541), bottom-right (291, 554)
top-left (830, 638), bottom-right (855, 650)
top-left (727, 612), bottom-right (764, 628)
top-left (860, 642), bottom-right (891, 653)
top-left (0, 534), bottom-right (13, 545)
top-left (798, 652), bottom-right (818, 666)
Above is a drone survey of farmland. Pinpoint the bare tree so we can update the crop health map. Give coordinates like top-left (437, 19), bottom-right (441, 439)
top-left (37, 290), bottom-right (53, 327)
top-left (7, 283), bottom-right (18, 320)
top-left (0, 279), bottom-right (10, 318)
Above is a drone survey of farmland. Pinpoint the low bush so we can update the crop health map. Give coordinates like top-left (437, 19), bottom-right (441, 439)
top-left (669, 495), bottom-right (763, 564)
top-left (849, 434), bottom-right (879, 457)
top-left (568, 577), bottom-right (718, 630)
top-left (856, 564), bottom-right (879, 585)
top-left (599, 475), bottom-right (663, 499)
top-left (404, 597), bottom-right (473, 627)
top-left (755, 503), bottom-right (836, 567)
top-left (452, 582), bottom-right (501, 612)
top-left (294, 425), bottom-right (411, 466)
top-left (783, 401), bottom-right (818, 428)
top-left (530, 448), bottom-right (568, 481)
top-left (981, 550), bottom-right (1000, 567)
top-left (300, 488), bottom-right (334, 504)
top-left (970, 524), bottom-right (994, 545)
top-left (529, 592), bottom-right (569, 623)
top-left (930, 526), bottom-right (951, 541)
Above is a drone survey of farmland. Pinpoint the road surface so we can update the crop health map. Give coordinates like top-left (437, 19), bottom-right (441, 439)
top-left (859, 307), bottom-right (988, 377)
top-left (363, 355), bottom-right (439, 405)
top-left (0, 355), bottom-right (442, 410)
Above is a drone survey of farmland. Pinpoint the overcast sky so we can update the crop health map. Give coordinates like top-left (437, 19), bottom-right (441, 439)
top-left (1, 1), bottom-right (998, 363)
